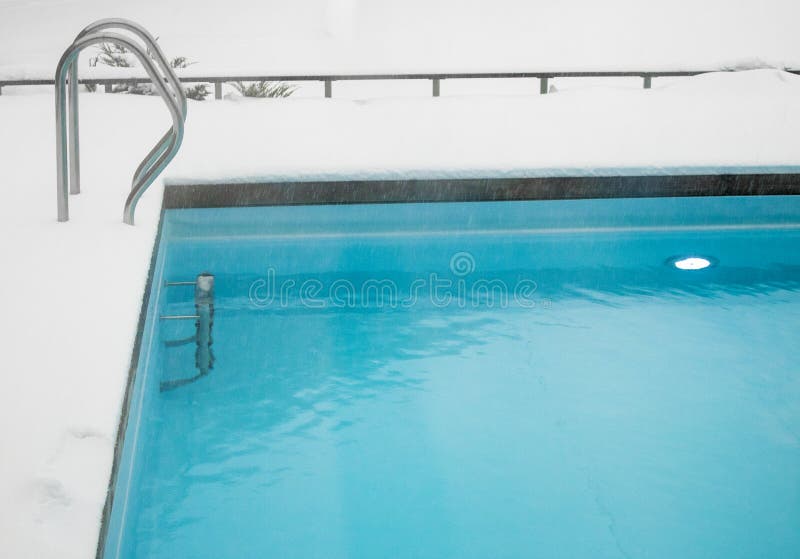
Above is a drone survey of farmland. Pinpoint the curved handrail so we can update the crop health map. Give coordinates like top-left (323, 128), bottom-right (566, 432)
top-left (55, 30), bottom-right (184, 224)
top-left (75, 18), bottom-right (186, 110)
top-left (67, 18), bottom-right (187, 196)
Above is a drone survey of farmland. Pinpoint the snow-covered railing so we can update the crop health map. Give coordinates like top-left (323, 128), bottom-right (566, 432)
top-left (7, 69), bottom-right (800, 98)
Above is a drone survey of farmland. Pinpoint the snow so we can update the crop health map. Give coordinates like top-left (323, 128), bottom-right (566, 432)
top-left (0, 92), bottom-right (166, 559)
top-left (168, 69), bottom-right (800, 185)
top-left (1, 4), bottom-right (800, 556)
top-left (2, 0), bottom-right (800, 78)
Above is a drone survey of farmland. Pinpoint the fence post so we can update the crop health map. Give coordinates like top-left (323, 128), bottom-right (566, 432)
top-left (104, 83), bottom-right (112, 93)
top-left (432, 78), bottom-right (440, 97)
top-left (214, 81), bottom-right (222, 100)
top-left (324, 79), bottom-right (332, 98)
top-left (540, 77), bottom-right (549, 94)
top-left (643, 75), bottom-right (652, 89)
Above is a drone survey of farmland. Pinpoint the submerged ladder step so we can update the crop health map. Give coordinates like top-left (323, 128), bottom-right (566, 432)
top-left (160, 272), bottom-right (215, 392)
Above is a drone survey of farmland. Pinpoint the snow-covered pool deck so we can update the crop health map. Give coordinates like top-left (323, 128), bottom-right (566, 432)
top-left (2, 68), bottom-right (800, 558)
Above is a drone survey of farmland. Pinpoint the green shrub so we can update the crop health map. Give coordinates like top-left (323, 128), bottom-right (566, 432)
top-left (93, 43), bottom-right (132, 67)
top-left (230, 81), bottom-right (296, 98)
top-left (91, 42), bottom-right (209, 100)
top-left (184, 84), bottom-right (210, 101)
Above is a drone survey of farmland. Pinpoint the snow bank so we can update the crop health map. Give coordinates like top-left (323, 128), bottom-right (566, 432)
top-left (0, 93), bottom-right (166, 559)
top-left (168, 69), bottom-right (800, 184)
top-left (1, 67), bottom-right (800, 559)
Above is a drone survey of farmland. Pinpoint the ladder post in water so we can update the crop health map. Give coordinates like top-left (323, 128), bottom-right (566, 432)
top-left (159, 272), bottom-right (215, 391)
top-left (195, 273), bottom-right (215, 376)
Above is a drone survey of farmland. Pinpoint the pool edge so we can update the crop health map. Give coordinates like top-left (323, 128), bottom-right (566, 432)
top-left (163, 174), bottom-right (800, 209)
top-left (94, 209), bottom-right (167, 559)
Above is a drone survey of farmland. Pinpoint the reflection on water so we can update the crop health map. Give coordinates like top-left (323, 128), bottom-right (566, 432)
top-left (128, 282), bottom-right (800, 559)
top-left (122, 225), bottom-right (800, 559)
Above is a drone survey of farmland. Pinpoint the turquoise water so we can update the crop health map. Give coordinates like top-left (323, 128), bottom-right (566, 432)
top-left (105, 197), bottom-right (800, 559)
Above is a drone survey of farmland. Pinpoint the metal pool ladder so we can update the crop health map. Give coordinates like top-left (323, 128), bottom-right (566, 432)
top-left (55, 18), bottom-right (187, 225)
top-left (160, 273), bottom-right (215, 391)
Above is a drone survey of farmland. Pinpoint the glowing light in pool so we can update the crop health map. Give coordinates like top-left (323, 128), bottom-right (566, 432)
top-left (672, 256), bottom-right (712, 270)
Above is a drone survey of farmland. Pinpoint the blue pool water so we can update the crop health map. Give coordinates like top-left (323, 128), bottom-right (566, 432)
top-left (105, 196), bottom-right (800, 559)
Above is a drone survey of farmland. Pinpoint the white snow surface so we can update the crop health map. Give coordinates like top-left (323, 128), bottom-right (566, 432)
top-left (1, 68), bottom-right (800, 558)
top-left (168, 69), bottom-right (800, 184)
top-left (0, 91), bottom-right (165, 559)
top-left (1, 0), bottom-right (800, 78)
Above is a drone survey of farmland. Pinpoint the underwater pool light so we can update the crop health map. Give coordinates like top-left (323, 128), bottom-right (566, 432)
top-left (671, 256), bottom-right (713, 270)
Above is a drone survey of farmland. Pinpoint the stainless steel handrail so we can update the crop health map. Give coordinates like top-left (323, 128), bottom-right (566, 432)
top-left (55, 21), bottom-right (186, 224)
top-left (68, 19), bottom-right (187, 196)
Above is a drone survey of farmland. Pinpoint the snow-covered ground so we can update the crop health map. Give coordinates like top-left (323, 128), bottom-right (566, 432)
top-left (2, 68), bottom-right (800, 558)
top-left (0, 88), bottom-right (166, 559)
top-left (168, 70), bottom-right (800, 184)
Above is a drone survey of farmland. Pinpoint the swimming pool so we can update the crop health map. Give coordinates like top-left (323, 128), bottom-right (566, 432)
top-left (101, 193), bottom-right (800, 558)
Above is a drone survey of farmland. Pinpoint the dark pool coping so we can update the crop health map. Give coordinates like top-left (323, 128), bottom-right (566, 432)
top-left (163, 174), bottom-right (800, 209)
top-left (95, 211), bottom-right (166, 559)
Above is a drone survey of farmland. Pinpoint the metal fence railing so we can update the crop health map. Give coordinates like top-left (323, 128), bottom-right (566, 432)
top-left (3, 69), bottom-right (799, 98)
